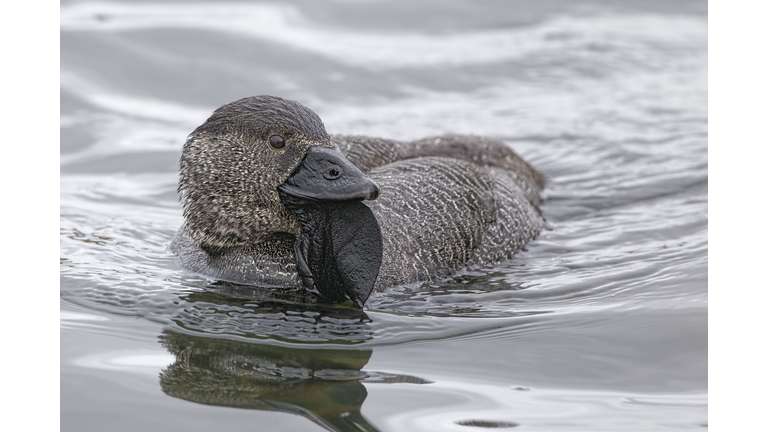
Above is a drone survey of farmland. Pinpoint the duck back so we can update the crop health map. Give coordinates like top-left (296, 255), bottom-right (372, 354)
top-left (334, 135), bottom-right (545, 291)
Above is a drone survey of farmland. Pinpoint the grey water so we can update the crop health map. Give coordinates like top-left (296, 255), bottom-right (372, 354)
top-left (60, 1), bottom-right (708, 431)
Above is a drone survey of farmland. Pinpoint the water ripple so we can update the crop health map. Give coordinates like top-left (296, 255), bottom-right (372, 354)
top-left (61, 3), bottom-right (705, 71)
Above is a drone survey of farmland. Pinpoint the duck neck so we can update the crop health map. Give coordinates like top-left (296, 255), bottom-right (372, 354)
top-left (279, 192), bottom-right (383, 307)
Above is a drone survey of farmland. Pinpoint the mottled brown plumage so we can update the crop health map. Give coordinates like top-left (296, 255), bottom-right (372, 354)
top-left (178, 96), bottom-right (333, 255)
top-left (171, 96), bottom-right (546, 302)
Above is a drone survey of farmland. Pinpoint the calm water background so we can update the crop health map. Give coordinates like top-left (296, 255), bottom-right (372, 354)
top-left (60, 1), bottom-right (708, 430)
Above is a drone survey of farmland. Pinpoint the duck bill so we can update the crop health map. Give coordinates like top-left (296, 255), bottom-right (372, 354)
top-left (278, 146), bottom-right (380, 202)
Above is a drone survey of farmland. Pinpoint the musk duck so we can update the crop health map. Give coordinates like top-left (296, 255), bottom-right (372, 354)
top-left (170, 96), bottom-right (546, 307)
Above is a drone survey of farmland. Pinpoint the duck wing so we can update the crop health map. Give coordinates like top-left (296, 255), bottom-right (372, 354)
top-left (365, 156), bottom-right (544, 292)
top-left (333, 134), bottom-right (545, 207)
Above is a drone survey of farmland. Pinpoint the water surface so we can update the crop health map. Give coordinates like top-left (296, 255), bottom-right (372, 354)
top-left (61, 1), bottom-right (707, 430)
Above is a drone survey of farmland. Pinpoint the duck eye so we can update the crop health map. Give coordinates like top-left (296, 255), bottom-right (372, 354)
top-left (269, 135), bottom-right (286, 149)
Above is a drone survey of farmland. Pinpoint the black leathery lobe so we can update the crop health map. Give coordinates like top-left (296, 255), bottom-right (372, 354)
top-left (280, 191), bottom-right (383, 307)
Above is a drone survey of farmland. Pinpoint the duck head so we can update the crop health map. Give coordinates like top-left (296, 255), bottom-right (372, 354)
top-left (180, 96), bottom-right (382, 307)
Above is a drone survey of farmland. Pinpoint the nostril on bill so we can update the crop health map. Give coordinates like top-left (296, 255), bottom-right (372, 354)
top-left (324, 168), bottom-right (341, 180)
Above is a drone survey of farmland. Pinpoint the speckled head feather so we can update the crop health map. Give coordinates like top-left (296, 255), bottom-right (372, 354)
top-left (179, 96), bottom-right (333, 254)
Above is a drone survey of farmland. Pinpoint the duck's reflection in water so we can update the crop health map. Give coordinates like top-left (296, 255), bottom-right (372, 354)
top-left (159, 291), bottom-right (431, 432)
